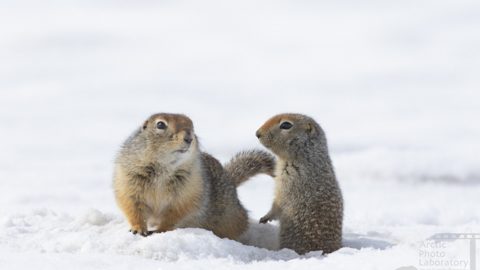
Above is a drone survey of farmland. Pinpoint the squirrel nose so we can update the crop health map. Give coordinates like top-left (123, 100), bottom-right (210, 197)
top-left (184, 132), bottom-right (193, 144)
top-left (256, 130), bottom-right (262, 139)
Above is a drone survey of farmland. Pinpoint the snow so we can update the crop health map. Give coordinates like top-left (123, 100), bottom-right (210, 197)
top-left (1, 0), bottom-right (480, 269)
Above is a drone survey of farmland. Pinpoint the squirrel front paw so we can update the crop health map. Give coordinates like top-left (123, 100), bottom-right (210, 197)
top-left (259, 215), bottom-right (272, 224)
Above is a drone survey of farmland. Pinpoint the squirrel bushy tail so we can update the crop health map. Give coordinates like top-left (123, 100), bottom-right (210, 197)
top-left (224, 150), bottom-right (275, 187)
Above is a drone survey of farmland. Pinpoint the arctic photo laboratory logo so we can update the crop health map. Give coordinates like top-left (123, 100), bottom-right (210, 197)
top-left (397, 233), bottom-right (479, 270)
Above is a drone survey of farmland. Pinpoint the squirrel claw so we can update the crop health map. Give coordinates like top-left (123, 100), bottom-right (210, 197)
top-left (140, 231), bottom-right (152, 237)
top-left (129, 229), bottom-right (151, 236)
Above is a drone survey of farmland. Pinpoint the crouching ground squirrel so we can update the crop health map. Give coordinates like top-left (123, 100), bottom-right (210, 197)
top-left (256, 113), bottom-right (343, 254)
top-left (113, 113), bottom-right (274, 240)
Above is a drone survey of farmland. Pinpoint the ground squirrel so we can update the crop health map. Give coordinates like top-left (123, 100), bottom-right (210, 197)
top-left (256, 113), bottom-right (343, 254)
top-left (113, 113), bottom-right (274, 240)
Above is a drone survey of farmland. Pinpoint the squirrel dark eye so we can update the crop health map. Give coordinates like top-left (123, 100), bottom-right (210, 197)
top-left (156, 121), bottom-right (167, 130)
top-left (279, 122), bottom-right (293, 130)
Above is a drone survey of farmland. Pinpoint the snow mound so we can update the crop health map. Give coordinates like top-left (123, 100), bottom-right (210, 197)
top-left (0, 209), bottom-right (299, 262)
top-left (0, 209), bottom-right (396, 264)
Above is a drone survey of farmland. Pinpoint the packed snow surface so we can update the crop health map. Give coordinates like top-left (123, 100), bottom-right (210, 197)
top-left (1, 0), bottom-right (479, 269)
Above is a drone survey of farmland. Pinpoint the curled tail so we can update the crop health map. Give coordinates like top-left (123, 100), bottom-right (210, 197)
top-left (224, 150), bottom-right (275, 187)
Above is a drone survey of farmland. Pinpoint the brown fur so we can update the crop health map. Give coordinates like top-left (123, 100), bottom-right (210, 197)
top-left (113, 113), bottom-right (270, 240)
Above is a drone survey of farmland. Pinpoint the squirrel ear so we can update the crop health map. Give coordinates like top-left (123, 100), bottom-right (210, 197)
top-left (142, 120), bottom-right (148, 130)
top-left (306, 123), bottom-right (317, 135)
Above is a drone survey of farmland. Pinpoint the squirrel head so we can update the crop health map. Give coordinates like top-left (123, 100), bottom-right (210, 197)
top-left (140, 113), bottom-right (199, 162)
top-left (256, 113), bottom-right (326, 160)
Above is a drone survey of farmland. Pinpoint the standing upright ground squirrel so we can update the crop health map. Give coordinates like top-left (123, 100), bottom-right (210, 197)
top-left (256, 113), bottom-right (343, 254)
top-left (113, 113), bottom-right (274, 239)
